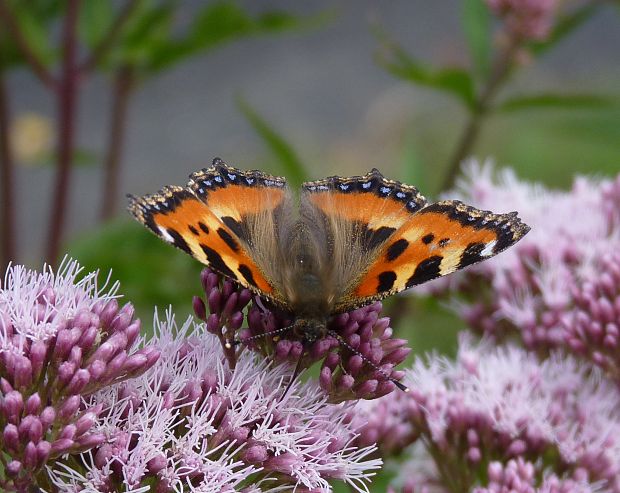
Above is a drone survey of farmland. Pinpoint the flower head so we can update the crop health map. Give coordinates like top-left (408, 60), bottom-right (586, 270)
top-left (50, 312), bottom-right (382, 492)
top-left (0, 258), bottom-right (158, 491)
top-left (194, 268), bottom-right (411, 402)
top-left (386, 456), bottom-right (603, 493)
top-left (473, 459), bottom-right (603, 493)
top-left (351, 335), bottom-right (620, 491)
top-left (486, 0), bottom-right (559, 42)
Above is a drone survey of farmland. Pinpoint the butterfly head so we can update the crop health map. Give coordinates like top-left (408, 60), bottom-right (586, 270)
top-left (292, 316), bottom-right (328, 343)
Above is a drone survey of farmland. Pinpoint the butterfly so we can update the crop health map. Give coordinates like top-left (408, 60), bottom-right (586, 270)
top-left (128, 157), bottom-right (529, 345)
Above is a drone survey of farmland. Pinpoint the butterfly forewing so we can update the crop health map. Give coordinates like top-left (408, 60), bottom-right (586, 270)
top-left (347, 199), bottom-right (531, 308)
top-left (128, 162), bottom-right (290, 307)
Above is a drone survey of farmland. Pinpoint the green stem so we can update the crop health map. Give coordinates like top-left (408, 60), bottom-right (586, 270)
top-left (99, 65), bottom-right (135, 222)
top-left (441, 38), bottom-right (521, 191)
top-left (45, 0), bottom-right (80, 263)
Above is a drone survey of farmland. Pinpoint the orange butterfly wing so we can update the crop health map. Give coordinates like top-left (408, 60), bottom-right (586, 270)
top-left (351, 200), bottom-right (530, 302)
top-left (128, 159), bottom-right (289, 306)
top-left (302, 170), bottom-right (529, 312)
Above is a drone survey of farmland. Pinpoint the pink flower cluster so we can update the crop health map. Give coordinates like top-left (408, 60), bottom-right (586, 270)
top-left (486, 0), bottom-right (559, 41)
top-left (474, 459), bottom-right (601, 493)
top-left (194, 268), bottom-right (411, 402)
top-left (388, 457), bottom-right (600, 493)
top-left (0, 259), bottom-right (158, 492)
top-left (354, 336), bottom-right (618, 492)
top-left (50, 312), bottom-right (382, 492)
top-left (422, 162), bottom-right (620, 381)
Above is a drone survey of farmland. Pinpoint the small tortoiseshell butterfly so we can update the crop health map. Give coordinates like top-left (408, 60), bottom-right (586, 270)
top-left (129, 158), bottom-right (529, 343)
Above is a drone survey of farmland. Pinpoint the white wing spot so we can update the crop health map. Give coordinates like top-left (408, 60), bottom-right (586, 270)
top-left (481, 240), bottom-right (497, 256)
top-left (158, 226), bottom-right (175, 244)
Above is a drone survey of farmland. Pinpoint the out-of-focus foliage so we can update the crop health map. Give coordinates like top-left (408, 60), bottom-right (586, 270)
top-left (80, 0), bottom-right (329, 75)
top-left (375, 29), bottom-right (476, 110)
top-left (462, 0), bottom-right (492, 78)
top-left (0, 0), bottom-right (60, 69)
top-left (237, 95), bottom-right (309, 187)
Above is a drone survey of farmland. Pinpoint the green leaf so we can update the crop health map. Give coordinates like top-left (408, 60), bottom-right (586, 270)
top-left (9, 3), bottom-right (55, 65)
top-left (189, 2), bottom-right (255, 48)
top-left (147, 2), bottom-right (327, 73)
top-left (78, 1), bottom-right (114, 49)
top-left (462, 0), bottom-right (491, 78)
top-left (377, 42), bottom-right (476, 109)
top-left (114, 2), bottom-right (175, 68)
top-left (0, 33), bottom-right (22, 68)
top-left (1, 1), bottom-right (61, 68)
top-left (236, 95), bottom-right (308, 186)
top-left (400, 133), bottom-right (428, 193)
top-left (529, 4), bottom-right (600, 56)
top-left (497, 93), bottom-right (618, 113)
top-left (29, 148), bottom-right (98, 168)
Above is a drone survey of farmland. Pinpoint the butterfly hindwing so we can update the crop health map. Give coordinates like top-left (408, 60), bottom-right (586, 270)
top-left (128, 160), bottom-right (291, 307)
top-left (348, 199), bottom-right (530, 308)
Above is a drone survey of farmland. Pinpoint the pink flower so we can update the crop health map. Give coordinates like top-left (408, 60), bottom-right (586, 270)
top-left (473, 458), bottom-right (600, 493)
top-left (50, 311), bottom-right (382, 492)
top-left (0, 259), bottom-right (158, 492)
top-left (351, 335), bottom-right (620, 491)
top-left (486, 0), bottom-right (559, 41)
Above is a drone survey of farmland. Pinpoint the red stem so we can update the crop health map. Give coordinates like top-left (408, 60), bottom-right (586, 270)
top-left (0, 66), bottom-right (16, 273)
top-left (45, 0), bottom-right (80, 263)
top-left (100, 66), bottom-right (134, 222)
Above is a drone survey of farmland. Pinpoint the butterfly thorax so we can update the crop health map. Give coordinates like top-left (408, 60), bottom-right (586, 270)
top-left (286, 247), bottom-right (332, 341)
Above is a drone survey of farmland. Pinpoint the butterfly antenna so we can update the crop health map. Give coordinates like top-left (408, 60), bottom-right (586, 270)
top-left (327, 330), bottom-right (409, 393)
top-left (224, 323), bottom-right (295, 349)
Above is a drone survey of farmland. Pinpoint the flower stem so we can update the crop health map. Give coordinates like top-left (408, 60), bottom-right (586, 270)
top-left (441, 38), bottom-right (521, 191)
top-left (0, 65), bottom-right (16, 272)
top-left (46, 0), bottom-right (80, 263)
top-left (99, 65), bottom-right (135, 222)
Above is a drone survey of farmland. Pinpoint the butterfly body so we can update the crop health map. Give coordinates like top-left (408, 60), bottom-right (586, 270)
top-left (129, 158), bottom-right (530, 333)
